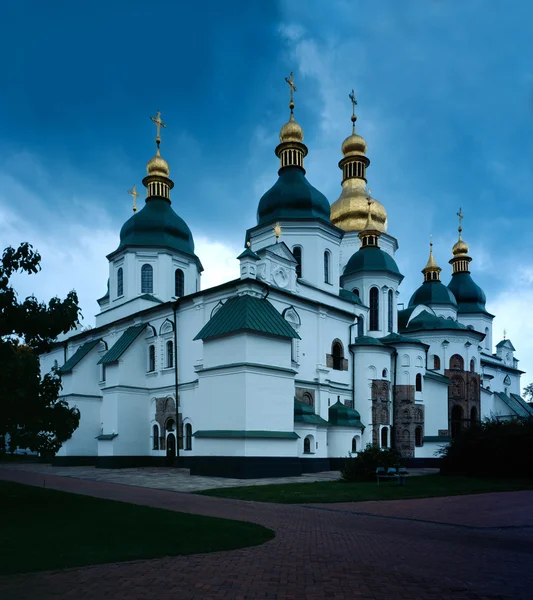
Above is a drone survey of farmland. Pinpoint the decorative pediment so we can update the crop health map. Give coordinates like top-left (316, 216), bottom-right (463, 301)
top-left (258, 241), bottom-right (297, 264)
top-left (255, 242), bottom-right (297, 292)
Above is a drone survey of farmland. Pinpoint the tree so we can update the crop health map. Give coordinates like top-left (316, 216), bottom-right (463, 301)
top-left (0, 243), bottom-right (82, 456)
top-left (523, 383), bottom-right (533, 404)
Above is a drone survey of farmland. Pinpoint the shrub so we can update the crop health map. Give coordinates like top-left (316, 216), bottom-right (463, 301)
top-left (439, 417), bottom-right (533, 477)
top-left (341, 444), bottom-right (403, 482)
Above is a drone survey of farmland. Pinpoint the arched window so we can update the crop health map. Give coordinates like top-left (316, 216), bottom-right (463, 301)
top-left (451, 405), bottom-right (463, 439)
top-left (369, 287), bottom-right (379, 331)
top-left (357, 315), bottom-right (364, 336)
top-left (324, 250), bottom-right (331, 283)
top-left (153, 424), bottom-right (159, 450)
top-left (117, 267), bottom-right (123, 297)
top-left (141, 264), bottom-right (153, 294)
top-left (351, 437), bottom-right (357, 453)
top-left (401, 354), bottom-right (410, 367)
top-left (470, 358), bottom-right (475, 373)
top-left (166, 340), bottom-right (174, 368)
top-left (470, 406), bottom-right (478, 425)
top-left (352, 288), bottom-right (360, 297)
top-left (484, 327), bottom-right (490, 349)
top-left (293, 246), bottom-right (302, 278)
top-left (175, 269), bottom-right (184, 297)
top-left (304, 436), bottom-right (311, 454)
top-left (185, 423), bottom-right (192, 450)
top-left (381, 427), bottom-right (388, 448)
top-left (415, 426), bottom-right (423, 447)
top-left (332, 340), bottom-right (343, 370)
top-left (166, 418), bottom-right (175, 432)
top-left (382, 368), bottom-right (388, 378)
top-left (387, 289), bottom-right (393, 333)
top-left (450, 354), bottom-right (464, 370)
top-left (415, 373), bottom-right (422, 392)
top-left (433, 355), bottom-right (441, 370)
top-left (148, 344), bottom-right (155, 372)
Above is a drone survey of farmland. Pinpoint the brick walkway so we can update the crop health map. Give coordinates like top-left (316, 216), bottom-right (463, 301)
top-left (1, 468), bottom-right (532, 600)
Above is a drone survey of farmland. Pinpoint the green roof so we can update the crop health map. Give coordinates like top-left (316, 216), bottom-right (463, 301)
top-left (380, 332), bottom-right (426, 346)
top-left (194, 294), bottom-right (300, 341)
top-left (95, 433), bottom-right (118, 440)
top-left (495, 392), bottom-right (533, 418)
top-left (342, 246), bottom-right (403, 280)
top-left (60, 339), bottom-right (101, 374)
top-left (424, 371), bottom-right (450, 384)
top-left (139, 294), bottom-right (163, 303)
top-left (409, 280), bottom-right (457, 308)
top-left (257, 166), bottom-right (331, 226)
top-left (98, 324), bottom-right (146, 365)
top-left (447, 272), bottom-right (492, 315)
top-left (402, 310), bottom-right (470, 334)
top-left (496, 339), bottom-right (515, 350)
top-left (237, 247), bottom-right (260, 260)
top-left (339, 287), bottom-right (364, 306)
top-left (193, 430), bottom-right (299, 439)
top-left (328, 400), bottom-right (365, 428)
top-left (294, 398), bottom-right (329, 426)
top-left (351, 335), bottom-right (386, 347)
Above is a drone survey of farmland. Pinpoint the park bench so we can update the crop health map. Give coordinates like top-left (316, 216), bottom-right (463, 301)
top-left (376, 467), bottom-right (408, 486)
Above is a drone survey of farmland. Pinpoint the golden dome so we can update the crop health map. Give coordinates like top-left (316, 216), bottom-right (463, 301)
top-left (452, 237), bottom-right (469, 257)
top-left (280, 114), bottom-right (304, 144)
top-left (147, 151), bottom-right (170, 177)
top-left (341, 132), bottom-right (367, 157)
top-left (330, 178), bottom-right (387, 232)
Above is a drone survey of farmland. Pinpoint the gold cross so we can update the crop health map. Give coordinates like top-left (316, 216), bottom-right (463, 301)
top-left (285, 72), bottom-right (297, 107)
top-left (150, 110), bottom-right (167, 146)
top-left (128, 184), bottom-right (141, 213)
top-left (273, 222), bottom-right (282, 243)
top-left (349, 89), bottom-right (357, 116)
top-left (457, 207), bottom-right (464, 229)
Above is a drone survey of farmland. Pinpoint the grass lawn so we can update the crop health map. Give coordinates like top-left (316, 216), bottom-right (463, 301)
top-left (0, 481), bottom-right (274, 575)
top-left (198, 474), bottom-right (533, 504)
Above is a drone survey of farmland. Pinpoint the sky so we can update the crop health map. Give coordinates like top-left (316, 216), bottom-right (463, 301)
top-left (1, 0), bottom-right (533, 382)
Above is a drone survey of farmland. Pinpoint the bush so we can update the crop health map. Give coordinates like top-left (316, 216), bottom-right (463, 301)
top-left (341, 444), bottom-right (403, 482)
top-left (439, 417), bottom-right (533, 477)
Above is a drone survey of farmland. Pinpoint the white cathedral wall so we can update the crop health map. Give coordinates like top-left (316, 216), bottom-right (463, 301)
top-left (55, 395), bottom-right (101, 457)
top-left (327, 427), bottom-right (361, 458)
top-left (193, 437), bottom-right (297, 457)
top-left (421, 378), bottom-right (448, 439)
top-left (295, 425), bottom-right (328, 458)
top-left (455, 313), bottom-right (493, 352)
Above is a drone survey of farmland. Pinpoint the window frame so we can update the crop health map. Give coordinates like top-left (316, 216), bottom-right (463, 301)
top-left (292, 246), bottom-right (302, 278)
top-left (323, 250), bottom-right (331, 284)
top-left (175, 268), bottom-right (184, 298)
top-left (141, 263), bottom-right (154, 294)
top-left (148, 344), bottom-right (156, 372)
top-left (369, 287), bottom-right (379, 331)
top-left (117, 267), bottom-right (124, 297)
top-left (166, 340), bottom-right (174, 369)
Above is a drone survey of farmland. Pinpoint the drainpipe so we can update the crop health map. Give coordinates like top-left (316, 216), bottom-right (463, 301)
top-left (173, 303), bottom-right (180, 461)
top-left (349, 321), bottom-right (358, 410)
top-left (392, 349), bottom-right (398, 450)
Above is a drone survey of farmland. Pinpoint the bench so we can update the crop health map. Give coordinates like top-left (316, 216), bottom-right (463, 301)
top-left (376, 467), bottom-right (408, 486)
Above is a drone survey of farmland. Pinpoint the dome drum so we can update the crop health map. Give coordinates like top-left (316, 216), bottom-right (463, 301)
top-left (339, 155), bottom-right (369, 184)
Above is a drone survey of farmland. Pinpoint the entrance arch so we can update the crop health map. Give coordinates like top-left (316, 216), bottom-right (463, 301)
top-left (166, 433), bottom-right (176, 465)
top-left (451, 405), bottom-right (463, 439)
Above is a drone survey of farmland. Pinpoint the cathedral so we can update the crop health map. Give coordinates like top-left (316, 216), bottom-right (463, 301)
top-left (41, 78), bottom-right (532, 477)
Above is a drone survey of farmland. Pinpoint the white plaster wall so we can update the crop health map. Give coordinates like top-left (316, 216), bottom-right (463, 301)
top-left (416, 441), bottom-right (446, 459)
top-left (327, 427), bottom-right (361, 458)
top-left (193, 437), bottom-right (297, 457)
top-left (55, 395), bottom-right (101, 456)
top-left (203, 333), bottom-right (291, 370)
top-left (422, 378), bottom-right (449, 437)
top-left (295, 425), bottom-right (328, 458)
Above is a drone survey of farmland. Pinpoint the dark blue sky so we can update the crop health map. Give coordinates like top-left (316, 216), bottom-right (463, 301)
top-left (1, 0), bottom-right (533, 377)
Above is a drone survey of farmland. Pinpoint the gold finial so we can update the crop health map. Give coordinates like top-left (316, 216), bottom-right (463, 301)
top-left (349, 89), bottom-right (357, 133)
top-left (273, 222), bottom-right (282, 243)
top-left (503, 328), bottom-right (507, 340)
top-left (150, 110), bottom-right (167, 155)
top-left (422, 234), bottom-right (441, 280)
top-left (128, 184), bottom-right (141, 213)
top-left (285, 72), bottom-right (297, 116)
top-left (246, 241), bottom-right (251, 248)
top-left (457, 207), bottom-right (464, 237)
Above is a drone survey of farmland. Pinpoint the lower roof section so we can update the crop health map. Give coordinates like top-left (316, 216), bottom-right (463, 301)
top-left (193, 430), bottom-right (300, 439)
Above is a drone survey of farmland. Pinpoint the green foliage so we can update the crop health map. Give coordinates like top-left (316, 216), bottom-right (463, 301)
top-left (340, 443), bottom-right (403, 482)
top-left (0, 243), bottom-right (82, 456)
top-left (439, 417), bottom-right (533, 477)
top-left (523, 383), bottom-right (533, 403)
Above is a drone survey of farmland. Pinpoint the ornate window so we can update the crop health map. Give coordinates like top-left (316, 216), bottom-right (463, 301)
top-left (141, 264), bottom-right (153, 294)
top-left (415, 373), bottom-right (422, 392)
top-left (369, 287), bottom-right (379, 330)
top-left (293, 246), bottom-right (302, 278)
top-left (324, 250), bottom-right (331, 283)
top-left (166, 340), bottom-right (174, 368)
top-left (117, 267), bottom-right (123, 297)
top-left (433, 355), bottom-right (441, 370)
top-left (148, 344), bottom-right (156, 372)
top-left (380, 427), bottom-right (388, 448)
top-left (153, 424), bottom-right (159, 450)
top-left (185, 423), bottom-right (192, 450)
top-left (387, 289), bottom-right (393, 333)
top-left (415, 426), bottom-right (423, 447)
top-left (332, 340), bottom-right (344, 370)
top-left (175, 268), bottom-right (184, 297)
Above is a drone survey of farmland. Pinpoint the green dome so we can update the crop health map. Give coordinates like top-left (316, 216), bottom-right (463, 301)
top-left (257, 167), bottom-right (331, 226)
top-left (447, 272), bottom-right (487, 313)
top-left (116, 197), bottom-right (196, 257)
top-left (328, 400), bottom-right (364, 428)
top-left (403, 309), bottom-right (469, 333)
top-left (342, 246), bottom-right (403, 279)
top-left (409, 281), bottom-right (457, 308)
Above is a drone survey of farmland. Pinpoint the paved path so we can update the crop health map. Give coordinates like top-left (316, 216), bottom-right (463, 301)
top-left (1, 467), bottom-right (532, 600)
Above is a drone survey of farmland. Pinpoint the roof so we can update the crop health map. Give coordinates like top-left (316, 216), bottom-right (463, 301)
top-left (423, 436), bottom-right (451, 443)
top-left (139, 294), bottom-right (163, 303)
top-left (495, 392), bottom-right (533, 418)
top-left (194, 294), bottom-right (300, 341)
top-left (342, 245), bottom-right (403, 280)
top-left (351, 335), bottom-right (386, 347)
top-left (447, 272), bottom-right (492, 315)
top-left (60, 339), bottom-right (101, 373)
top-left (339, 287), bottom-right (364, 306)
top-left (402, 309), bottom-right (474, 334)
top-left (328, 400), bottom-right (365, 428)
top-left (380, 332), bottom-right (426, 346)
top-left (193, 430), bottom-right (299, 439)
top-left (256, 166), bottom-right (331, 226)
top-left (409, 280), bottom-right (457, 308)
top-left (424, 371), bottom-right (450, 384)
top-left (97, 324), bottom-right (146, 365)
top-left (294, 398), bottom-right (329, 426)
top-left (237, 247), bottom-right (260, 260)
top-left (496, 339), bottom-right (516, 351)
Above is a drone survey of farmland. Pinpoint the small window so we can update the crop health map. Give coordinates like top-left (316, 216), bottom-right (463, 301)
top-left (141, 264), bottom-right (153, 294)
top-left (470, 358), bottom-right (475, 373)
top-left (387, 289), bottom-right (393, 333)
top-left (381, 427), bottom-right (388, 448)
top-left (369, 287), bottom-right (379, 331)
top-left (117, 267), bottom-right (123, 297)
top-left (415, 373), bottom-right (422, 392)
top-left (166, 340), bottom-right (174, 368)
top-left (332, 340), bottom-right (343, 370)
top-left (352, 288), bottom-right (360, 297)
top-left (293, 246), bottom-right (302, 278)
top-left (450, 354), bottom-right (464, 370)
top-left (304, 436), bottom-right (311, 454)
top-left (153, 424), bottom-right (159, 450)
top-left (185, 423), bottom-right (192, 450)
top-left (357, 315), bottom-right (364, 336)
top-left (382, 368), bottom-right (388, 378)
top-left (175, 268), bottom-right (184, 297)
top-left (100, 364), bottom-right (106, 382)
top-left (324, 251), bottom-right (331, 284)
top-left (351, 437), bottom-right (357, 453)
top-left (433, 355), bottom-right (441, 370)
top-left (148, 344), bottom-right (155, 372)
top-left (415, 426), bottom-right (423, 447)
top-left (470, 406), bottom-right (478, 424)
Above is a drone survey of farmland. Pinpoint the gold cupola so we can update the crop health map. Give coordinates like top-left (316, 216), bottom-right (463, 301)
top-left (142, 110), bottom-right (174, 200)
top-left (422, 238), bottom-right (442, 282)
top-left (275, 72), bottom-right (308, 171)
top-left (358, 195), bottom-right (382, 248)
top-left (449, 208), bottom-right (472, 274)
top-left (330, 90), bottom-right (387, 232)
